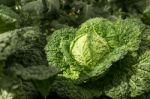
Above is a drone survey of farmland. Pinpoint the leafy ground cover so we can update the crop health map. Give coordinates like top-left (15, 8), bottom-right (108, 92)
top-left (0, 0), bottom-right (150, 99)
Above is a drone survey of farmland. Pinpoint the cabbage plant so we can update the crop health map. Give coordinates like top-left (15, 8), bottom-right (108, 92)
top-left (45, 18), bottom-right (150, 99)
top-left (45, 18), bottom-right (142, 80)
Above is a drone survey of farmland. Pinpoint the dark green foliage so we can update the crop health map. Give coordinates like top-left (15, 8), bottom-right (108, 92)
top-left (0, 0), bottom-right (150, 99)
top-left (11, 64), bottom-right (59, 80)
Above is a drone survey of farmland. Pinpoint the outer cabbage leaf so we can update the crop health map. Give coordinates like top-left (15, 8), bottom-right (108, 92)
top-left (87, 51), bottom-right (150, 99)
top-left (11, 64), bottom-right (60, 97)
top-left (129, 51), bottom-right (150, 97)
top-left (45, 27), bottom-right (77, 69)
top-left (102, 53), bottom-right (137, 99)
top-left (50, 77), bottom-right (102, 99)
top-left (93, 43), bottom-right (150, 99)
top-left (11, 64), bottom-right (59, 80)
top-left (99, 26), bottom-right (150, 99)
top-left (103, 67), bottom-right (130, 99)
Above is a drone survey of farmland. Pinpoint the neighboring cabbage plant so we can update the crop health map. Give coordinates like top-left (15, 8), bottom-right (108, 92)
top-left (45, 17), bottom-right (143, 80)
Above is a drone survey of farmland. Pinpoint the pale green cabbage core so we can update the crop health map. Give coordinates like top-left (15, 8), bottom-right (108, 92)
top-left (70, 32), bottom-right (110, 67)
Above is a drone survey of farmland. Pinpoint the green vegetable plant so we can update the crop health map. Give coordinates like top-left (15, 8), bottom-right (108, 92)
top-left (45, 17), bottom-right (142, 80)
top-left (45, 17), bottom-right (150, 99)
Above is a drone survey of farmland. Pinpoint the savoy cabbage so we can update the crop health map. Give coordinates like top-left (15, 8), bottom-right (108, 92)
top-left (45, 18), bottom-right (143, 80)
top-left (45, 17), bottom-right (150, 99)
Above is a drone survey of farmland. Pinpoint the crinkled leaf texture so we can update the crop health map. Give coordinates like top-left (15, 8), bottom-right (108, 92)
top-left (102, 50), bottom-right (150, 99)
top-left (98, 26), bottom-right (150, 99)
top-left (45, 17), bottom-right (142, 80)
top-left (0, 27), bottom-right (41, 60)
top-left (45, 27), bottom-right (77, 69)
top-left (10, 63), bottom-right (60, 97)
top-left (0, 75), bottom-right (40, 99)
top-left (0, 25), bottom-right (49, 98)
top-left (50, 77), bottom-right (102, 99)
top-left (129, 51), bottom-right (150, 97)
top-left (11, 64), bottom-right (59, 80)
top-left (102, 54), bottom-right (136, 99)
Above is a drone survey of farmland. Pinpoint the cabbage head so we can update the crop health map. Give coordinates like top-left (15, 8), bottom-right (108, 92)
top-left (45, 17), bottom-right (142, 80)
